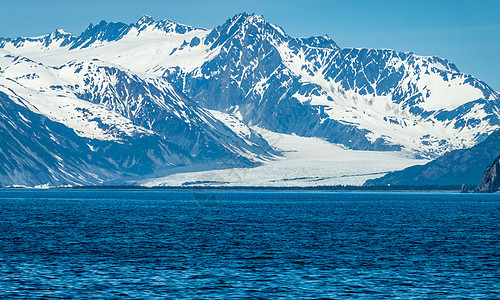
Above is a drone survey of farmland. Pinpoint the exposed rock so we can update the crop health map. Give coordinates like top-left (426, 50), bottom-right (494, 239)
top-left (475, 155), bottom-right (500, 193)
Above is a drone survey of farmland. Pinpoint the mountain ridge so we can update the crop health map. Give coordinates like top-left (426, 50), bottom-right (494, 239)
top-left (0, 13), bottom-right (498, 186)
top-left (161, 14), bottom-right (499, 157)
top-left (364, 130), bottom-right (500, 186)
top-left (0, 49), bottom-right (278, 186)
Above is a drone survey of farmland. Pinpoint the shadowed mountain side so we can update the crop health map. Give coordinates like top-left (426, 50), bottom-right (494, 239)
top-left (0, 92), bottom-right (193, 186)
top-left (475, 155), bottom-right (500, 193)
top-left (364, 131), bottom-right (500, 186)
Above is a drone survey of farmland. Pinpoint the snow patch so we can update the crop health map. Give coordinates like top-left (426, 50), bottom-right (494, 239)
top-left (207, 109), bottom-right (252, 138)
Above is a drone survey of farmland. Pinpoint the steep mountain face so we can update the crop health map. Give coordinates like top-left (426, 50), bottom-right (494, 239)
top-left (166, 14), bottom-right (390, 151)
top-left (0, 51), bottom-right (276, 186)
top-left (0, 13), bottom-right (499, 186)
top-left (0, 91), bottom-right (191, 186)
top-left (53, 59), bottom-right (274, 162)
top-left (3, 14), bottom-right (498, 157)
top-left (364, 131), bottom-right (500, 186)
top-left (475, 155), bottom-right (500, 193)
top-left (164, 13), bottom-right (500, 157)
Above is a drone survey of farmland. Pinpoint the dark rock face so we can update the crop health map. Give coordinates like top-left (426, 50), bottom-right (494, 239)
top-left (0, 56), bottom-right (277, 187)
top-left (0, 92), bottom-right (191, 186)
top-left (364, 131), bottom-right (500, 186)
top-left (164, 14), bottom-right (500, 156)
top-left (1, 13), bottom-right (500, 186)
top-left (475, 156), bottom-right (500, 193)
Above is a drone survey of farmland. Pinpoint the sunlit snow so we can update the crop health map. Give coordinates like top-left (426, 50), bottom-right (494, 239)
top-left (141, 128), bottom-right (428, 187)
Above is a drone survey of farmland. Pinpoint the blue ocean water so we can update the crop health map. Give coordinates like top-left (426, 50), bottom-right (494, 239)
top-left (0, 190), bottom-right (498, 299)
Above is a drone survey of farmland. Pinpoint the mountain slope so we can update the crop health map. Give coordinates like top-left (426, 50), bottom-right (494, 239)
top-left (165, 13), bottom-right (500, 157)
top-left (2, 14), bottom-right (498, 158)
top-left (0, 51), bottom-right (277, 186)
top-left (0, 90), bottom-right (192, 186)
top-left (364, 131), bottom-right (500, 186)
top-left (0, 13), bottom-right (499, 186)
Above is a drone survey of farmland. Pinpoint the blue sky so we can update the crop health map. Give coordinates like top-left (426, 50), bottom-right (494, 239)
top-left (2, 0), bottom-right (499, 91)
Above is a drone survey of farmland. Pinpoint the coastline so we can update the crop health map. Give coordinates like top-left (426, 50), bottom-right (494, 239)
top-left (0, 184), bottom-right (478, 193)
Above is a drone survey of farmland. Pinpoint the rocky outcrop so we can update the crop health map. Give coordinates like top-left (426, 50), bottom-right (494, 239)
top-left (475, 155), bottom-right (500, 193)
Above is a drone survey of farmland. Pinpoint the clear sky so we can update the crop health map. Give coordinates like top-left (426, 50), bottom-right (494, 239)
top-left (1, 0), bottom-right (499, 91)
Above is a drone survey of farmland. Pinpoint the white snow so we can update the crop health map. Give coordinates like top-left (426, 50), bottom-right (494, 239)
top-left (207, 109), bottom-right (252, 138)
top-left (415, 72), bottom-right (483, 111)
top-left (4, 25), bottom-right (215, 77)
top-left (141, 128), bottom-right (428, 187)
top-left (0, 53), bottom-right (154, 141)
top-left (272, 41), bottom-right (497, 157)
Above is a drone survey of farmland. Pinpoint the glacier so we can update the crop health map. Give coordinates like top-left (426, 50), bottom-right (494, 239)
top-left (0, 13), bottom-right (498, 187)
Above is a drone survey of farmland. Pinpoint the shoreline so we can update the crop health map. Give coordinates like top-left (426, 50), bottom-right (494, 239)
top-left (0, 184), bottom-right (480, 193)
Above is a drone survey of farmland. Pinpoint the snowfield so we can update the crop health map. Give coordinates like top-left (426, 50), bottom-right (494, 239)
top-left (0, 13), bottom-right (498, 187)
top-left (140, 128), bottom-right (428, 187)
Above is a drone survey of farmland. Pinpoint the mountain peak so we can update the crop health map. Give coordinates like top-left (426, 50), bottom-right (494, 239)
top-left (235, 12), bottom-right (265, 22)
top-left (205, 12), bottom-right (288, 46)
top-left (133, 15), bottom-right (203, 35)
top-left (70, 20), bottom-right (129, 49)
top-left (229, 12), bottom-right (270, 28)
top-left (53, 29), bottom-right (72, 36)
top-left (137, 15), bottom-right (154, 24)
top-left (296, 35), bottom-right (340, 50)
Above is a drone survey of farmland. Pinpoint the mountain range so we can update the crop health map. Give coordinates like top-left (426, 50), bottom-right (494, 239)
top-left (0, 13), bottom-right (498, 187)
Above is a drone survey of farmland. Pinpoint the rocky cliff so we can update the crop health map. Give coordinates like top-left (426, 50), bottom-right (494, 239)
top-left (475, 155), bottom-right (500, 193)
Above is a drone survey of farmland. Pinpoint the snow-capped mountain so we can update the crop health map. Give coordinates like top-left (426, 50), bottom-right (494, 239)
top-left (0, 29), bottom-right (75, 50)
top-left (0, 89), bottom-right (193, 186)
top-left (364, 130), bottom-right (500, 186)
top-left (0, 13), bottom-right (498, 186)
top-left (164, 13), bottom-right (500, 157)
top-left (0, 50), bottom-right (276, 186)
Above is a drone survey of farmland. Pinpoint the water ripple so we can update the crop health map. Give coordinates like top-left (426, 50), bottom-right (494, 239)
top-left (0, 190), bottom-right (498, 298)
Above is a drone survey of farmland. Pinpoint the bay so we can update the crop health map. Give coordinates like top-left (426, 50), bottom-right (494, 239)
top-left (0, 190), bottom-right (498, 299)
